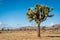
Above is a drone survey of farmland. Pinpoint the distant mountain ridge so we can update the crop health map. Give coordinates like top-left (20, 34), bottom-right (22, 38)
top-left (0, 24), bottom-right (60, 31)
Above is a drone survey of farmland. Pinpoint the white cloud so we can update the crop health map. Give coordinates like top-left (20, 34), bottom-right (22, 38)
top-left (0, 22), bottom-right (3, 26)
top-left (49, 22), bottom-right (55, 26)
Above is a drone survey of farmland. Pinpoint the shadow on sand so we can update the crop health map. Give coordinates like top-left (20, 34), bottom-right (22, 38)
top-left (47, 36), bottom-right (60, 38)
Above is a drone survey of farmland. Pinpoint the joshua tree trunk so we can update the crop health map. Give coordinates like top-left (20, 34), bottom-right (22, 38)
top-left (37, 22), bottom-right (41, 37)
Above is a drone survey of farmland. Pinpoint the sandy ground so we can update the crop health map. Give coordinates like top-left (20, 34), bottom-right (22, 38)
top-left (0, 30), bottom-right (60, 40)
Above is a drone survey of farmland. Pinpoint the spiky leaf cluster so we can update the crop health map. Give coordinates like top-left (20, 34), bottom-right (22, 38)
top-left (26, 4), bottom-right (54, 24)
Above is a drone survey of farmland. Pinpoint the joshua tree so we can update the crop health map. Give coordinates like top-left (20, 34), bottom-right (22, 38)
top-left (26, 4), bottom-right (54, 37)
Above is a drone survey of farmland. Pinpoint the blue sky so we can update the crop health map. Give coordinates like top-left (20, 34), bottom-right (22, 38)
top-left (0, 0), bottom-right (60, 28)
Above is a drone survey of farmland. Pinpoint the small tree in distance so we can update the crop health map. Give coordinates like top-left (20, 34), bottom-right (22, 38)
top-left (26, 4), bottom-right (54, 37)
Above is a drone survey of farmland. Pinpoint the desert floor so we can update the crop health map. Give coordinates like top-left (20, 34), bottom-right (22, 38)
top-left (0, 30), bottom-right (60, 40)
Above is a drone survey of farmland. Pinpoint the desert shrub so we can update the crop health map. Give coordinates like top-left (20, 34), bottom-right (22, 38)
top-left (0, 32), bottom-right (1, 33)
top-left (1, 28), bottom-right (4, 31)
top-left (42, 26), bottom-right (46, 32)
top-left (54, 28), bottom-right (58, 30)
